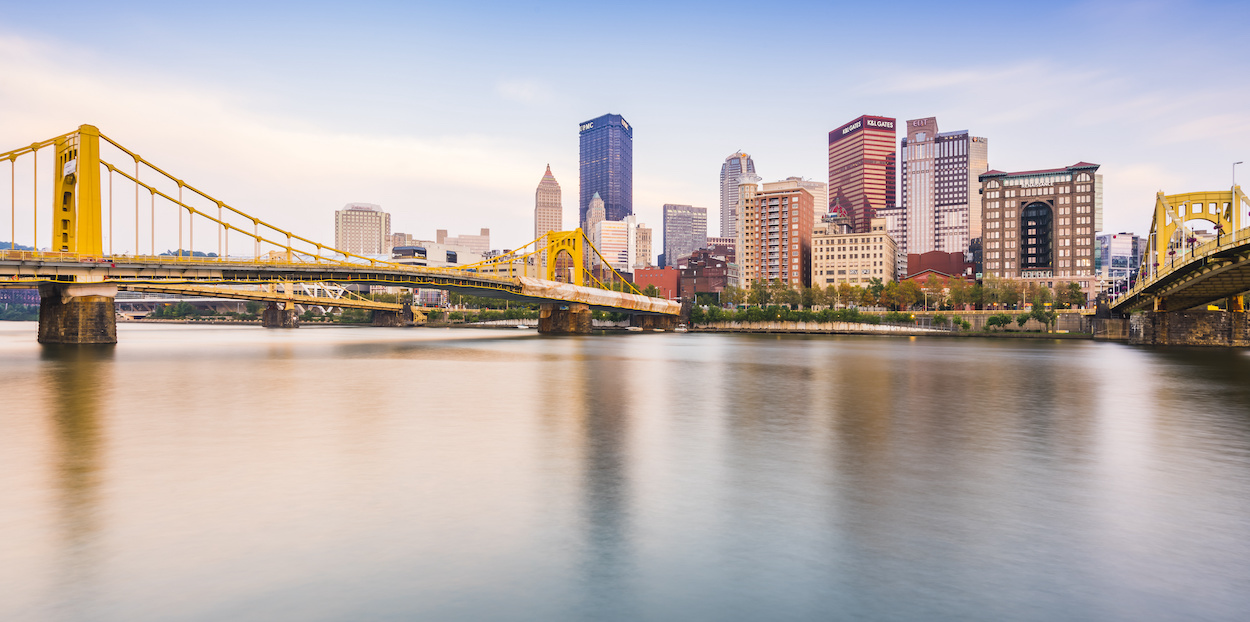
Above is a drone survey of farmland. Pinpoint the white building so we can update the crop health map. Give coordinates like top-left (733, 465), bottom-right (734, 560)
top-left (593, 215), bottom-right (637, 273)
top-left (719, 151), bottom-right (757, 238)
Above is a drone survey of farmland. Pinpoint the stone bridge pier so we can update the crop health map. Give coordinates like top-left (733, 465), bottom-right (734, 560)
top-left (1130, 303), bottom-right (1250, 346)
top-left (38, 283), bottom-right (118, 344)
top-left (629, 314), bottom-right (678, 330)
top-left (539, 303), bottom-right (591, 334)
top-left (371, 305), bottom-right (414, 327)
top-left (261, 302), bottom-right (299, 328)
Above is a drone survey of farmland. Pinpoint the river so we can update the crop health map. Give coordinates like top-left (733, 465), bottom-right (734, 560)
top-left (2, 322), bottom-right (1249, 621)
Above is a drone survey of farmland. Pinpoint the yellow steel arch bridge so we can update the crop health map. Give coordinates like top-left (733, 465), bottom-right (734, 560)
top-left (1, 125), bottom-right (679, 342)
top-left (1110, 186), bottom-right (1250, 314)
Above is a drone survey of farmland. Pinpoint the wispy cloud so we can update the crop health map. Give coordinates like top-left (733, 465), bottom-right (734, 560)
top-left (495, 79), bottom-right (552, 105)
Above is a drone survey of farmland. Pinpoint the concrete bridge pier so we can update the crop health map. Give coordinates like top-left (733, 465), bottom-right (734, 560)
top-left (371, 305), bottom-right (414, 327)
top-left (539, 303), bottom-right (591, 334)
top-left (261, 302), bottom-right (299, 328)
top-left (630, 314), bottom-right (678, 331)
top-left (37, 283), bottom-right (118, 345)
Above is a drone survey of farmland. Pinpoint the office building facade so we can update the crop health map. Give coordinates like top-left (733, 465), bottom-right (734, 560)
top-left (812, 217), bottom-right (896, 286)
top-left (593, 215), bottom-right (637, 273)
top-left (634, 222), bottom-right (652, 269)
top-left (719, 151), bottom-right (757, 238)
top-left (979, 162), bottom-right (1102, 289)
top-left (661, 204), bottom-right (708, 267)
top-left (1096, 232), bottom-right (1142, 295)
top-left (579, 113), bottom-right (633, 229)
top-left (437, 228), bottom-right (490, 256)
top-left (828, 115), bottom-right (896, 233)
top-left (899, 117), bottom-right (988, 257)
top-left (334, 203), bottom-right (391, 255)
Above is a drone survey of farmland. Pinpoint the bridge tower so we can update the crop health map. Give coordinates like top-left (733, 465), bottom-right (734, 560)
top-left (39, 126), bottom-right (116, 344)
top-left (52, 125), bottom-right (104, 255)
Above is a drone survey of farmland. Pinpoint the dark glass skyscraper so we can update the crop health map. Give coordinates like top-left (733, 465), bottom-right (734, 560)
top-left (579, 114), bottom-right (633, 230)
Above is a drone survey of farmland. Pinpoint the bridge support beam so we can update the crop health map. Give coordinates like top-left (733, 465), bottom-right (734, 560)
top-left (261, 302), bottom-right (299, 328)
top-left (371, 306), bottom-right (413, 327)
top-left (38, 283), bottom-right (117, 345)
top-left (1130, 309), bottom-right (1250, 347)
top-left (538, 303), bottom-right (591, 334)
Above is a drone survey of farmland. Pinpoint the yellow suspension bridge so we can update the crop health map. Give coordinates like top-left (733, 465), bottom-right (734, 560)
top-left (1, 125), bottom-right (680, 343)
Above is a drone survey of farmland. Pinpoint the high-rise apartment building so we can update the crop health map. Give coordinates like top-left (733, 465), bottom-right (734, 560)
top-left (812, 217), bottom-right (896, 286)
top-left (738, 181), bottom-right (816, 288)
top-left (661, 204), bottom-right (707, 267)
top-left (828, 115), bottom-right (897, 233)
top-left (979, 162), bottom-right (1102, 289)
top-left (579, 113), bottom-right (633, 229)
top-left (334, 203), bottom-right (391, 255)
top-left (633, 222), bottom-right (652, 270)
top-left (899, 117), bottom-right (989, 257)
top-left (719, 151), bottom-right (756, 238)
top-left (534, 164), bottom-right (563, 242)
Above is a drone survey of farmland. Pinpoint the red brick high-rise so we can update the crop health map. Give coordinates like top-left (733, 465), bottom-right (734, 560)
top-left (828, 115), bottom-right (897, 233)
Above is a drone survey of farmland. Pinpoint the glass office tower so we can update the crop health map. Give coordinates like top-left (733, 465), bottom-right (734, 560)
top-left (579, 114), bottom-right (633, 229)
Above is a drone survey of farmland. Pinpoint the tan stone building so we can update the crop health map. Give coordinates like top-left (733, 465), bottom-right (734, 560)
top-left (633, 222), bottom-right (652, 269)
top-left (980, 163), bottom-right (1101, 291)
top-left (334, 203), bottom-right (390, 255)
top-left (812, 217), bottom-right (897, 286)
top-left (534, 164), bottom-right (562, 242)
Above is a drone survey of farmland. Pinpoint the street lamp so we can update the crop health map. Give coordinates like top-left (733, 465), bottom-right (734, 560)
top-left (1235, 161), bottom-right (1243, 187)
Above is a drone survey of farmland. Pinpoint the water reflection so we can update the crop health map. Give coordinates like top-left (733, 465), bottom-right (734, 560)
top-left (40, 345), bottom-right (114, 619)
top-left (2, 326), bottom-right (1250, 621)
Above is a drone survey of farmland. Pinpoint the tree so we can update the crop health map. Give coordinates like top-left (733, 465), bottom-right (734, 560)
top-left (922, 274), bottom-right (945, 310)
top-left (1001, 279), bottom-right (1022, 310)
top-left (642, 284), bottom-right (662, 298)
top-left (880, 281), bottom-right (901, 310)
top-left (1031, 284), bottom-right (1053, 309)
top-left (969, 282), bottom-right (985, 310)
top-left (837, 282), bottom-right (855, 308)
top-left (982, 275), bottom-right (1003, 310)
top-left (777, 285), bottom-right (801, 308)
top-left (748, 283), bottom-right (770, 306)
top-left (801, 286), bottom-right (819, 309)
top-left (899, 280), bottom-right (923, 310)
top-left (722, 286), bottom-right (746, 307)
top-left (867, 277), bottom-right (885, 302)
top-left (1061, 282), bottom-right (1086, 309)
top-left (948, 277), bottom-right (970, 309)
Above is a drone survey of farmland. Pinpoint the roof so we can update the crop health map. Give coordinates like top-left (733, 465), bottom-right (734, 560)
top-left (979, 162), bottom-right (1101, 181)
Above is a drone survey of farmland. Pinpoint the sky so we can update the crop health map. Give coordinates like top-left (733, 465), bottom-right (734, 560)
top-left (1, 0), bottom-right (1248, 257)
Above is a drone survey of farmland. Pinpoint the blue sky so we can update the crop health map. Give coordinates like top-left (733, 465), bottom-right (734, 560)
top-left (1, 0), bottom-right (1247, 255)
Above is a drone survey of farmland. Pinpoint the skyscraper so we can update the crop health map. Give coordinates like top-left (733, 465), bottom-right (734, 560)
top-left (828, 115), bottom-right (897, 233)
top-left (661, 204), bottom-right (707, 267)
top-left (579, 113), bottom-right (633, 229)
top-left (534, 164), bottom-right (563, 242)
top-left (593, 215), bottom-right (637, 273)
top-left (586, 193), bottom-right (606, 239)
top-left (899, 117), bottom-right (988, 257)
top-left (719, 151), bottom-right (756, 238)
top-left (334, 203), bottom-right (391, 255)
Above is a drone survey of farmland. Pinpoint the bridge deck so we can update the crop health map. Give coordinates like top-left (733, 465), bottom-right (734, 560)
top-left (0, 253), bottom-right (681, 315)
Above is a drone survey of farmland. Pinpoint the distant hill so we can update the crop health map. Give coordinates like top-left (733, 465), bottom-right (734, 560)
top-left (0, 242), bottom-right (35, 251)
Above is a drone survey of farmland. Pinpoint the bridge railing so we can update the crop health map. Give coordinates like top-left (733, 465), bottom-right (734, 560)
top-left (1115, 224), bottom-right (1250, 305)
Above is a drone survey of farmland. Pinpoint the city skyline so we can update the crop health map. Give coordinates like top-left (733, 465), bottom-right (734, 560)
top-left (0, 1), bottom-right (1246, 251)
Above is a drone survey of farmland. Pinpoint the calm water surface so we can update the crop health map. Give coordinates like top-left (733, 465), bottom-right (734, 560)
top-left (2, 322), bottom-right (1249, 621)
